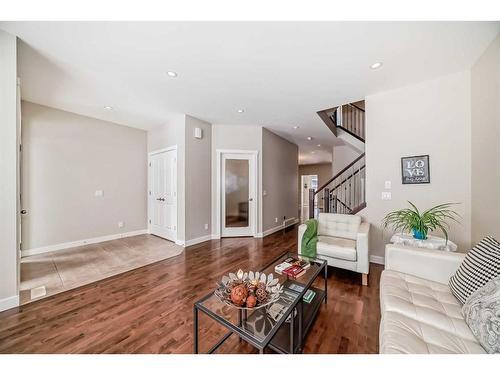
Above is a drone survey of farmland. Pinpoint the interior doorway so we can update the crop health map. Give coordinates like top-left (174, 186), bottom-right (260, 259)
top-left (216, 150), bottom-right (258, 238)
top-left (300, 174), bottom-right (318, 222)
top-left (148, 147), bottom-right (178, 242)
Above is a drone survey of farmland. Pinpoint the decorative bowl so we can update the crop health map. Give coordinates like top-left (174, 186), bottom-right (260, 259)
top-left (214, 269), bottom-right (283, 310)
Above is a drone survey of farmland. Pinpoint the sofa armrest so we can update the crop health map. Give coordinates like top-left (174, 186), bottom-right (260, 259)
top-left (298, 224), bottom-right (307, 254)
top-left (356, 222), bottom-right (370, 274)
top-left (385, 244), bottom-right (465, 284)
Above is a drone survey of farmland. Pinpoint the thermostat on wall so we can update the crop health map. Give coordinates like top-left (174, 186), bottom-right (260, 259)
top-left (194, 127), bottom-right (203, 139)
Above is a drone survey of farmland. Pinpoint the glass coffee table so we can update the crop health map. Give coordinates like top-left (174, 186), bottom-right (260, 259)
top-left (193, 251), bottom-right (327, 354)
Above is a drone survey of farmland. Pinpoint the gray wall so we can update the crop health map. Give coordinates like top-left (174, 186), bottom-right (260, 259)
top-left (211, 125), bottom-right (263, 235)
top-left (262, 128), bottom-right (299, 232)
top-left (185, 115), bottom-right (212, 241)
top-left (364, 71), bottom-right (472, 258)
top-left (22, 101), bottom-right (148, 249)
top-left (471, 35), bottom-right (500, 243)
top-left (298, 162), bottom-right (332, 210)
top-left (0, 30), bottom-right (18, 310)
top-left (147, 115), bottom-right (186, 242)
top-left (148, 114), bottom-right (213, 243)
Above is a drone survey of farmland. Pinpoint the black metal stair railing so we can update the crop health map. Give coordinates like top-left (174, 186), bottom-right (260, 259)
top-left (308, 153), bottom-right (366, 218)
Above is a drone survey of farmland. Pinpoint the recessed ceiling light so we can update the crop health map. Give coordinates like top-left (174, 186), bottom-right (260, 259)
top-left (311, 151), bottom-right (316, 154)
top-left (166, 71), bottom-right (178, 78)
top-left (317, 144), bottom-right (321, 147)
top-left (293, 126), bottom-right (299, 129)
top-left (237, 109), bottom-right (245, 113)
top-left (306, 136), bottom-right (313, 141)
top-left (370, 62), bottom-right (383, 70)
top-left (104, 106), bottom-right (113, 110)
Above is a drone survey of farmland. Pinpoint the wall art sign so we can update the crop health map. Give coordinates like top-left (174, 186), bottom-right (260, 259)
top-left (401, 155), bottom-right (430, 184)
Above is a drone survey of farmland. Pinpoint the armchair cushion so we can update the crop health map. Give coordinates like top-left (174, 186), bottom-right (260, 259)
top-left (317, 236), bottom-right (357, 261)
top-left (317, 213), bottom-right (361, 240)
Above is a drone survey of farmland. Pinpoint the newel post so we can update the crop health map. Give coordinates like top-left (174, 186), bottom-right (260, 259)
top-left (308, 188), bottom-right (315, 219)
top-left (324, 188), bottom-right (330, 213)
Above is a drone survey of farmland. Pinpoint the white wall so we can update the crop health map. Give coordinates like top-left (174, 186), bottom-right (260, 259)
top-left (147, 114), bottom-right (186, 242)
top-left (185, 115), bottom-right (212, 242)
top-left (332, 144), bottom-right (362, 177)
top-left (0, 30), bottom-right (19, 311)
top-left (471, 35), bottom-right (500, 243)
top-left (211, 125), bottom-right (263, 235)
top-left (364, 72), bottom-right (472, 258)
top-left (22, 102), bottom-right (148, 250)
top-left (262, 128), bottom-right (299, 233)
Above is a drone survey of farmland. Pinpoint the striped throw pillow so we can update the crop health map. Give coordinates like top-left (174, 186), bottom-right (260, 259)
top-left (449, 236), bottom-right (500, 304)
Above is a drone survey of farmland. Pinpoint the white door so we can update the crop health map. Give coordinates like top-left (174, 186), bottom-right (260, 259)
top-left (221, 153), bottom-right (256, 237)
top-left (301, 175), bottom-right (318, 222)
top-left (149, 149), bottom-right (177, 241)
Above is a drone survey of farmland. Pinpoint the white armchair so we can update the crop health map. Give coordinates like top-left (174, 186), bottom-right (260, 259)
top-left (298, 213), bottom-right (370, 285)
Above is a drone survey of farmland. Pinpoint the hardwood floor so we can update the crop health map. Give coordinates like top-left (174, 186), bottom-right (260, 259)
top-left (0, 227), bottom-right (382, 354)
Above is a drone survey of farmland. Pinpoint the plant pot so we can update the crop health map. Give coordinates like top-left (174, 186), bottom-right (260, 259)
top-left (412, 228), bottom-right (427, 240)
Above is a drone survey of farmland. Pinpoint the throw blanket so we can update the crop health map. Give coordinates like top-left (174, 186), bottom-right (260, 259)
top-left (301, 219), bottom-right (318, 258)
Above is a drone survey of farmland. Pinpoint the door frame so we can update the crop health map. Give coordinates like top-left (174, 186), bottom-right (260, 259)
top-left (147, 146), bottom-right (178, 242)
top-left (215, 149), bottom-right (258, 238)
top-left (300, 174), bottom-right (318, 222)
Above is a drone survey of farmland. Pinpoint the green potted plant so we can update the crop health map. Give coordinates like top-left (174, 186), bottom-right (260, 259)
top-left (382, 202), bottom-right (460, 242)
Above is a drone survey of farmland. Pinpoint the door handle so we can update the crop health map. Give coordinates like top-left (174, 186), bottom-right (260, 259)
top-left (20, 209), bottom-right (27, 215)
top-left (248, 198), bottom-right (253, 202)
top-left (157, 198), bottom-right (165, 201)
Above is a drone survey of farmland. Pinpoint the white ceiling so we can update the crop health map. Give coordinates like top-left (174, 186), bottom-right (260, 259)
top-left (1, 21), bottom-right (498, 164)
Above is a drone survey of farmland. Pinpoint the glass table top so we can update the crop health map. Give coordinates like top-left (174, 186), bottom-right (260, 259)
top-left (195, 252), bottom-right (326, 346)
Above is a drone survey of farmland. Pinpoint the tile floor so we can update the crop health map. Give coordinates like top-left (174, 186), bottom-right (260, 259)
top-left (20, 234), bottom-right (184, 305)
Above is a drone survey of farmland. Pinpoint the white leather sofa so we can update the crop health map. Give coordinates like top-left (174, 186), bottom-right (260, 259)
top-left (380, 244), bottom-right (486, 354)
top-left (298, 213), bottom-right (370, 285)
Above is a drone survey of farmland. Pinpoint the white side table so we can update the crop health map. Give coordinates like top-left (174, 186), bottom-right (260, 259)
top-left (390, 233), bottom-right (458, 252)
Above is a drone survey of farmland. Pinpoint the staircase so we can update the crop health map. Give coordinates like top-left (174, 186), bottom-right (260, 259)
top-left (310, 101), bottom-right (366, 218)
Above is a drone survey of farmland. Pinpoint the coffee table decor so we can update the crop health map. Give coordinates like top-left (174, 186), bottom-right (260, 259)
top-left (215, 269), bottom-right (284, 309)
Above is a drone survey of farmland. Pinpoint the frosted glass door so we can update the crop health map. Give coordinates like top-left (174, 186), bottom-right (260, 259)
top-left (221, 153), bottom-right (255, 237)
top-left (225, 159), bottom-right (249, 228)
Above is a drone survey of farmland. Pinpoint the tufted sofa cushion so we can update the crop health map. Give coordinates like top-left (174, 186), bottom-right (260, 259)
top-left (317, 213), bottom-right (361, 240)
top-left (379, 269), bottom-right (485, 353)
top-left (380, 311), bottom-right (486, 354)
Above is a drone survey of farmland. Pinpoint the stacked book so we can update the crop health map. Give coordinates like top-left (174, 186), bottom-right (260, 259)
top-left (274, 256), bottom-right (311, 279)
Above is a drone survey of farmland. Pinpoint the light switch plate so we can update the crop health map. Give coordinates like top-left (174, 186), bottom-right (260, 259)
top-left (95, 190), bottom-right (103, 197)
top-left (381, 191), bottom-right (392, 200)
top-left (118, 221), bottom-right (124, 228)
top-left (384, 180), bottom-right (392, 189)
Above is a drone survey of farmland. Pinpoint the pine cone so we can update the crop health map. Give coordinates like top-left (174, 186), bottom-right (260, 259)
top-left (255, 288), bottom-right (268, 302)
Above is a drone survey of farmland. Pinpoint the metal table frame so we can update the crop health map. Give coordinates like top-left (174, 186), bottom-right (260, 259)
top-left (193, 251), bottom-right (327, 354)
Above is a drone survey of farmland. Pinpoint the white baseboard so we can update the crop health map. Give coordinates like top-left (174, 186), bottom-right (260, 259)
top-left (0, 295), bottom-right (19, 312)
top-left (211, 218), bottom-right (299, 240)
top-left (184, 234), bottom-right (212, 247)
top-left (22, 229), bottom-right (149, 258)
top-left (262, 218), bottom-right (299, 237)
top-left (370, 255), bottom-right (385, 265)
top-left (175, 240), bottom-right (185, 246)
